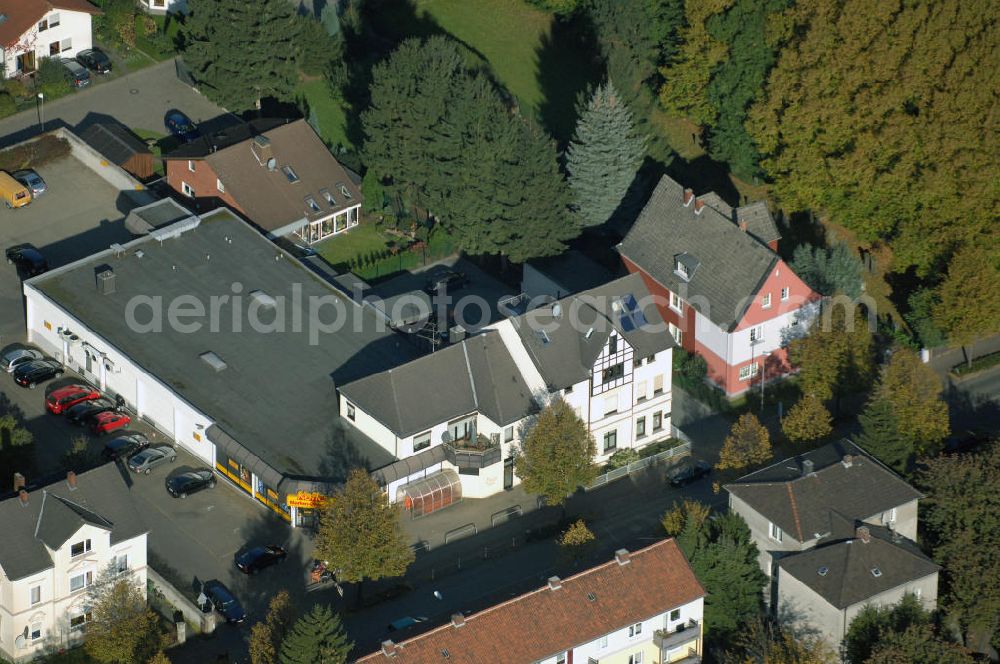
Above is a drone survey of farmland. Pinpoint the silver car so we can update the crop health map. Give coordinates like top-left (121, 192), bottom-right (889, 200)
top-left (12, 169), bottom-right (46, 197)
top-left (127, 445), bottom-right (177, 474)
top-left (1, 346), bottom-right (43, 373)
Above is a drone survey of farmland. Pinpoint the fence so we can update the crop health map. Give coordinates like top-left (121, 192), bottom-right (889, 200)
top-left (585, 439), bottom-right (691, 491)
top-left (146, 566), bottom-right (216, 636)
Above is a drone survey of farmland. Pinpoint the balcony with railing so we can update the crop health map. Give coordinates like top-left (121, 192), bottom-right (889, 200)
top-left (443, 433), bottom-right (502, 469)
top-left (654, 619), bottom-right (701, 661)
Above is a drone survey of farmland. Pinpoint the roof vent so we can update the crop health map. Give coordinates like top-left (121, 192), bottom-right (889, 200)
top-left (67, 471), bottom-right (77, 491)
top-left (871, 567), bottom-right (882, 578)
top-left (249, 289), bottom-right (277, 309)
top-left (451, 613), bottom-right (466, 628)
top-left (97, 268), bottom-right (116, 295)
top-left (802, 459), bottom-right (814, 476)
top-left (738, 220), bottom-right (748, 231)
top-left (253, 135), bottom-right (271, 149)
top-left (441, 649), bottom-right (450, 659)
top-left (817, 566), bottom-right (829, 576)
top-left (536, 330), bottom-right (550, 346)
top-left (200, 351), bottom-right (227, 372)
top-left (842, 454), bottom-right (854, 468)
top-left (380, 641), bottom-right (398, 658)
top-left (587, 592), bottom-right (597, 602)
top-left (547, 576), bottom-right (562, 590)
top-left (856, 526), bottom-right (871, 544)
top-left (13, 473), bottom-right (26, 492)
top-left (551, 302), bottom-right (562, 318)
top-left (18, 489), bottom-right (28, 506)
top-left (615, 549), bottom-right (631, 566)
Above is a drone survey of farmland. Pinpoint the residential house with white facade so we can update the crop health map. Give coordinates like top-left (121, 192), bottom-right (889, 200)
top-left (725, 440), bottom-right (938, 653)
top-left (0, 0), bottom-right (99, 79)
top-left (357, 539), bottom-right (705, 664)
top-left (0, 466), bottom-right (148, 663)
top-left (618, 175), bottom-right (820, 396)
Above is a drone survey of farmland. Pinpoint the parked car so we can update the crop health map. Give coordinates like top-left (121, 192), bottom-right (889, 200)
top-left (65, 398), bottom-right (116, 425)
top-left (204, 582), bottom-right (246, 624)
top-left (6, 244), bottom-right (49, 277)
top-left (46, 384), bottom-right (100, 414)
top-left (164, 110), bottom-right (200, 143)
top-left (423, 269), bottom-right (470, 295)
top-left (12, 169), bottom-right (46, 197)
top-left (127, 445), bottom-right (177, 474)
top-left (235, 544), bottom-right (287, 575)
top-left (0, 171), bottom-right (31, 208)
top-left (75, 48), bottom-right (112, 74)
top-left (13, 359), bottom-right (64, 388)
top-left (58, 58), bottom-right (91, 88)
top-left (387, 616), bottom-right (428, 632)
top-left (1, 345), bottom-right (42, 373)
top-left (166, 469), bottom-right (216, 498)
top-left (91, 411), bottom-right (131, 435)
top-left (668, 459), bottom-right (712, 487)
top-left (102, 432), bottom-right (150, 461)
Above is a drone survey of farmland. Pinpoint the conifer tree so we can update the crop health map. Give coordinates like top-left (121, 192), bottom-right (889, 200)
top-left (278, 604), bottom-right (351, 664)
top-left (854, 397), bottom-right (910, 474)
top-left (183, 0), bottom-right (300, 112)
top-left (566, 81), bottom-right (647, 227)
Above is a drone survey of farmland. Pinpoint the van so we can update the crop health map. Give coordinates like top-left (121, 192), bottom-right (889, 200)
top-left (0, 171), bottom-right (31, 209)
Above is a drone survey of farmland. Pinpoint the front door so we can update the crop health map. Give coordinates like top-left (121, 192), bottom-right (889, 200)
top-left (16, 52), bottom-right (36, 75)
top-left (503, 456), bottom-right (514, 490)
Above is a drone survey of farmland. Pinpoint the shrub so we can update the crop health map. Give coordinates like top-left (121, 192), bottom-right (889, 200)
top-left (36, 57), bottom-right (71, 99)
top-left (3, 78), bottom-right (28, 99)
top-left (607, 448), bottom-right (640, 469)
top-left (0, 93), bottom-right (16, 119)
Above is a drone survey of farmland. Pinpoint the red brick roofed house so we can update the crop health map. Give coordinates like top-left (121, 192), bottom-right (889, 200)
top-left (0, 0), bottom-right (100, 78)
top-left (357, 539), bottom-right (705, 664)
top-left (618, 175), bottom-right (821, 397)
top-left (163, 118), bottom-right (362, 244)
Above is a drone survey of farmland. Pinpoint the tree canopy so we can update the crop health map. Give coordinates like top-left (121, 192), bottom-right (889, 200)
top-left (717, 412), bottom-right (772, 471)
top-left (278, 604), bottom-right (352, 664)
top-left (84, 572), bottom-right (161, 664)
top-left (250, 590), bottom-right (296, 664)
top-left (781, 393), bottom-right (832, 444)
top-left (854, 396), bottom-right (911, 475)
top-left (789, 243), bottom-right (864, 299)
top-left (933, 245), bottom-right (1000, 365)
top-left (789, 303), bottom-right (874, 406)
top-left (515, 398), bottom-right (597, 505)
top-left (873, 347), bottom-right (949, 455)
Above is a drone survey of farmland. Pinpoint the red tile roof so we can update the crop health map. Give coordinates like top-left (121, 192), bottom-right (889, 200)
top-left (0, 0), bottom-right (100, 48)
top-left (357, 539), bottom-right (705, 664)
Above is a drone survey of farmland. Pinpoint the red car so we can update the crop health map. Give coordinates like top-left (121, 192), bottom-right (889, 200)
top-left (91, 411), bottom-right (131, 435)
top-left (46, 384), bottom-right (100, 414)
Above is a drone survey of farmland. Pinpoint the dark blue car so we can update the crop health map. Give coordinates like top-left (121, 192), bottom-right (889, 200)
top-left (235, 544), bottom-right (287, 575)
top-left (164, 110), bottom-right (201, 143)
top-left (205, 582), bottom-right (245, 624)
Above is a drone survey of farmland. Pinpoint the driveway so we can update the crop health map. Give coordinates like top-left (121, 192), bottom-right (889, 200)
top-left (0, 58), bottom-right (231, 149)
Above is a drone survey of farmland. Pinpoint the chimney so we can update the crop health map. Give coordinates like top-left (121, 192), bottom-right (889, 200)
top-left (251, 134), bottom-right (273, 166)
top-left (547, 576), bottom-right (562, 591)
top-left (380, 641), bottom-right (398, 658)
top-left (842, 454), bottom-right (853, 469)
top-left (682, 188), bottom-right (694, 207)
top-left (694, 199), bottom-right (705, 215)
top-left (856, 526), bottom-right (871, 544)
top-left (13, 472), bottom-right (25, 492)
top-left (739, 220), bottom-right (748, 231)
top-left (451, 613), bottom-right (466, 628)
top-left (615, 549), bottom-right (631, 566)
top-left (18, 489), bottom-right (28, 506)
top-left (802, 459), bottom-right (814, 476)
top-left (67, 471), bottom-right (77, 490)
top-left (97, 268), bottom-right (116, 295)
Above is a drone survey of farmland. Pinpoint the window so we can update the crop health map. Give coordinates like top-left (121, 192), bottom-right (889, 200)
top-left (781, 287), bottom-right (790, 301)
top-left (187, 160), bottom-right (195, 172)
top-left (749, 325), bottom-right (763, 343)
top-left (668, 322), bottom-right (683, 345)
top-left (769, 522), bottom-right (783, 542)
top-left (600, 635), bottom-right (608, 648)
top-left (71, 539), bottom-right (92, 557)
top-left (282, 165), bottom-right (299, 182)
top-left (50, 12), bottom-right (61, 27)
top-left (669, 291), bottom-right (684, 312)
top-left (652, 412), bottom-right (662, 431)
top-left (30, 586), bottom-right (41, 606)
top-left (675, 260), bottom-right (690, 279)
top-left (70, 610), bottom-right (93, 629)
top-left (628, 653), bottom-right (644, 664)
top-left (762, 292), bottom-right (772, 309)
top-left (216, 178), bottom-right (225, 193)
top-left (604, 395), bottom-right (618, 416)
top-left (629, 622), bottom-right (642, 637)
top-left (647, 354), bottom-right (656, 363)
top-left (346, 402), bottom-right (355, 421)
top-left (49, 41), bottom-right (60, 56)
top-left (635, 381), bottom-right (647, 402)
top-left (882, 508), bottom-right (897, 524)
top-left (339, 184), bottom-right (353, 199)
top-left (670, 608), bottom-right (681, 622)
top-left (413, 431), bottom-right (431, 452)
top-left (115, 554), bottom-right (128, 574)
top-left (181, 181), bottom-right (194, 197)
top-left (739, 363), bottom-right (759, 381)
top-left (633, 357), bottom-right (642, 368)
top-left (555, 653), bottom-right (567, 664)
top-left (70, 570), bottom-right (93, 593)
top-left (603, 430), bottom-right (617, 453)
top-left (914, 587), bottom-right (922, 600)
top-left (602, 363), bottom-right (624, 384)
top-left (653, 374), bottom-right (664, 395)
top-left (305, 197), bottom-right (321, 213)
top-left (504, 426), bottom-right (514, 443)
top-left (60, 38), bottom-right (72, 52)
top-left (636, 417), bottom-right (646, 439)
top-left (30, 622), bottom-right (42, 640)
top-left (608, 335), bottom-right (618, 354)
top-left (320, 188), bottom-right (336, 206)
top-left (563, 385), bottom-right (573, 395)
top-left (39, 18), bottom-right (50, 31)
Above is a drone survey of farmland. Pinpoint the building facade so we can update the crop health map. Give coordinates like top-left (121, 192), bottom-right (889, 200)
top-left (0, 0), bottom-right (98, 80)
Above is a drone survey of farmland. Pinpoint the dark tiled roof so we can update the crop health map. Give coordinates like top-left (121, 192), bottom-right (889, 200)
top-left (725, 440), bottom-right (923, 543)
top-left (526, 250), bottom-right (615, 296)
top-left (618, 175), bottom-right (779, 331)
top-left (357, 539), bottom-right (705, 663)
top-left (736, 200), bottom-right (782, 246)
top-left (778, 524), bottom-right (939, 609)
top-left (80, 123), bottom-right (150, 166)
top-left (339, 331), bottom-right (537, 438)
top-left (0, 464), bottom-right (147, 581)
top-left (163, 118), bottom-right (288, 159)
top-left (510, 273), bottom-right (673, 390)
top-left (0, 0), bottom-right (99, 47)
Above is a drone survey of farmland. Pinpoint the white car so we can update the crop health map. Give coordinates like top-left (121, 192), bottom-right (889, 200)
top-left (1, 346), bottom-right (43, 373)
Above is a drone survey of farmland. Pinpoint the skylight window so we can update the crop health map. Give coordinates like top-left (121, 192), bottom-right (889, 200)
top-left (817, 566), bottom-right (829, 576)
top-left (305, 197), bottom-right (321, 213)
top-left (320, 188), bottom-right (336, 206)
top-left (870, 567), bottom-right (882, 578)
top-left (282, 165), bottom-right (299, 183)
top-left (338, 183), bottom-right (352, 199)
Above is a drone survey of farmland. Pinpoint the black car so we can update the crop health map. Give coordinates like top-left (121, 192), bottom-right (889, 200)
top-left (204, 582), bottom-right (246, 624)
top-left (423, 269), bottom-right (470, 295)
top-left (166, 469), bottom-right (216, 498)
top-left (75, 48), bottom-right (112, 74)
top-left (58, 58), bottom-right (90, 88)
top-left (164, 110), bottom-right (201, 143)
top-left (13, 359), bottom-right (63, 388)
top-left (235, 544), bottom-right (287, 574)
top-left (101, 432), bottom-right (150, 461)
top-left (66, 398), bottom-right (117, 426)
top-left (6, 244), bottom-right (49, 277)
top-left (668, 459), bottom-right (712, 487)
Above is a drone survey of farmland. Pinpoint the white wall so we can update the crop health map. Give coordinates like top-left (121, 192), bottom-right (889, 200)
top-left (694, 311), bottom-right (731, 363)
top-left (3, 9), bottom-right (93, 79)
top-left (730, 307), bottom-right (802, 365)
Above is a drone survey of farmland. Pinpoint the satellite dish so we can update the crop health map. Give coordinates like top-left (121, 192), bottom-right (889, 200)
top-left (266, 157), bottom-right (277, 171)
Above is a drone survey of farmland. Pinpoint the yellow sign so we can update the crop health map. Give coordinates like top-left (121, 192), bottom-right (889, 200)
top-left (286, 491), bottom-right (326, 509)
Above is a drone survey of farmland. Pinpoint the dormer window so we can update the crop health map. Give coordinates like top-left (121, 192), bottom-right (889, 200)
top-left (673, 252), bottom-right (699, 282)
top-left (305, 196), bottom-right (320, 213)
top-left (283, 165), bottom-right (299, 183)
top-left (676, 260), bottom-right (689, 279)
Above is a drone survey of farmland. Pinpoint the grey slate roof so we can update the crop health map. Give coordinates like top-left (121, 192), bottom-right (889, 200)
top-left (339, 331), bottom-right (537, 438)
top-left (510, 273), bottom-right (674, 390)
top-left (618, 175), bottom-right (780, 331)
top-left (726, 440), bottom-right (923, 543)
top-left (526, 250), bottom-right (615, 297)
top-left (0, 464), bottom-right (148, 581)
top-left (779, 524), bottom-right (939, 609)
top-left (736, 200), bottom-right (782, 246)
top-left (31, 208), bottom-right (414, 491)
top-left (80, 123), bottom-right (150, 166)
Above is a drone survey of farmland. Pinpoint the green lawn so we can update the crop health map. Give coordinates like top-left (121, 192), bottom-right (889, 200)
top-left (315, 222), bottom-right (390, 269)
top-left (130, 128), bottom-right (176, 177)
top-left (296, 78), bottom-right (350, 149)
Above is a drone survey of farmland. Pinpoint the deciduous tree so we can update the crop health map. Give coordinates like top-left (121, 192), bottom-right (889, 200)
top-left (874, 348), bottom-right (948, 454)
top-left (558, 519), bottom-right (596, 564)
top-left (84, 572), bottom-right (160, 664)
top-left (0, 413), bottom-right (33, 491)
top-left (781, 394), bottom-right (832, 443)
top-left (515, 399), bottom-right (597, 506)
top-left (723, 615), bottom-right (834, 663)
top-left (249, 590), bottom-right (296, 664)
top-left (843, 593), bottom-right (929, 664)
top-left (278, 604), bottom-right (352, 664)
top-left (717, 412), bottom-right (771, 471)
top-left (566, 81), bottom-right (647, 227)
top-left (933, 245), bottom-right (1000, 368)
top-left (789, 303), bottom-right (874, 410)
top-left (146, 653), bottom-right (171, 664)
top-left (867, 625), bottom-right (975, 664)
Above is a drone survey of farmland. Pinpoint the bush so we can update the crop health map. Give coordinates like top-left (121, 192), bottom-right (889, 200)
top-left (0, 93), bottom-right (16, 119)
top-left (3, 78), bottom-right (28, 99)
top-left (525, 0), bottom-right (580, 15)
top-left (905, 287), bottom-right (948, 349)
top-left (36, 57), bottom-right (71, 99)
top-left (673, 348), bottom-right (708, 389)
top-left (607, 448), bottom-right (639, 469)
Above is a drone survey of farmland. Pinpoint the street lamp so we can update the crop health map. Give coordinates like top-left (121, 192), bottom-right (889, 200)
top-left (760, 351), bottom-right (771, 411)
top-left (35, 92), bottom-right (44, 132)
